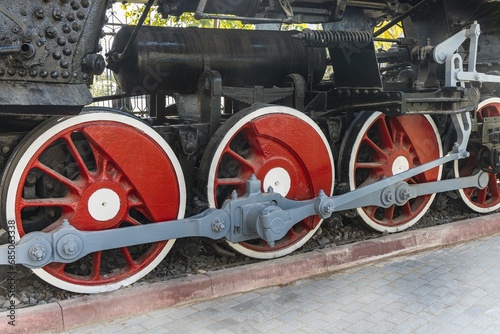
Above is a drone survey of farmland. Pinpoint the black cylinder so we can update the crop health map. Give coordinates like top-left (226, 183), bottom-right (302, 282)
top-left (111, 26), bottom-right (326, 95)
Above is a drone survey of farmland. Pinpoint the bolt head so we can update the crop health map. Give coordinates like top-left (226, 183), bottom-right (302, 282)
top-left (63, 241), bottom-right (78, 255)
top-left (211, 219), bottom-right (225, 232)
top-left (29, 245), bottom-right (46, 261)
top-left (1, 146), bottom-right (10, 154)
top-left (185, 142), bottom-right (196, 154)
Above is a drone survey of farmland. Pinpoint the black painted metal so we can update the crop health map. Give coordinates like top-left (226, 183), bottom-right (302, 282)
top-left (293, 29), bottom-right (372, 48)
top-left (323, 7), bottom-right (382, 89)
top-left (0, 0), bottom-right (108, 113)
top-left (111, 26), bottom-right (327, 95)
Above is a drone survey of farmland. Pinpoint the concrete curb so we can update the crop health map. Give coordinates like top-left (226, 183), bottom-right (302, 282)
top-left (2, 213), bottom-right (500, 333)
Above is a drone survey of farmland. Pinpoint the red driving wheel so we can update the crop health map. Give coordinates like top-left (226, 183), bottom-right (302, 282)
top-left (455, 98), bottom-right (500, 212)
top-left (1, 110), bottom-right (185, 293)
top-left (340, 111), bottom-right (442, 232)
top-left (200, 105), bottom-right (334, 259)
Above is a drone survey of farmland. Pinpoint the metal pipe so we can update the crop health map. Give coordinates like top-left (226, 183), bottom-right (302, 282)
top-left (373, 0), bottom-right (432, 38)
top-left (0, 45), bottom-right (21, 54)
top-left (115, 0), bottom-right (155, 61)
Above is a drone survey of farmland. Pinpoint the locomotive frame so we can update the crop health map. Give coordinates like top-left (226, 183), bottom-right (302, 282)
top-left (0, 0), bottom-right (499, 293)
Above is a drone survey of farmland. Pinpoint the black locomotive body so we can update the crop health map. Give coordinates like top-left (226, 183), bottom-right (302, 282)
top-left (0, 0), bottom-right (499, 293)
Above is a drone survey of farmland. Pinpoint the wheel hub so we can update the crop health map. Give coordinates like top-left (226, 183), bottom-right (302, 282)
top-left (391, 155), bottom-right (411, 175)
top-left (74, 181), bottom-right (128, 231)
top-left (87, 188), bottom-right (121, 222)
top-left (263, 167), bottom-right (291, 197)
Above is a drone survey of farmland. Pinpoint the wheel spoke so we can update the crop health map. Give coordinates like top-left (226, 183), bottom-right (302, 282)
top-left (364, 206), bottom-right (377, 218)
top-left (19, 197), bottom-right (75, 209)
top-left (476, 188), bottom-right (487, 205)
top-left (46, 262), bottom-right (66, 273)
top-left (393, 129), bottom-right (405, 147)
top-left (94, 152), bottom-right (110, 180)
top-left (355, 162), bottom-right (385, 171)
top-left (125, 215), bottom-right (143, 227)
top-left (377, 118), bottom-right (395, 150)
top-left (388, 118), bottom-right (406, 146)
top-left (287, 227), bottom-right (298, 238)
top-left (401, 202), bottom-right (412, 216)
top-left (62, 134), bottom-right (92, 181)
top-left (121, 247), bottom-right (137, 268)
top-left (384, 206), bottom-right (395, 222)
top-left (464, 187), bottom-right (476, 198)
top-left (90, 251), bottom-right (102, 280)
top-left (362, 137), bottom-right (388, 160)
top-left (32, 160), bottom-right (83, 195)
top-left (488, 174), bottom-right (500, 198)
top-left (224, 148), bottom-right (257, 174)
top-left (214, 177), bottom-right (247, 187)
top-left (408, 178), bottom-right (417, 185)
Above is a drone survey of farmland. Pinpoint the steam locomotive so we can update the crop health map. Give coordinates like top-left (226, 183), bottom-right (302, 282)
top-left (0, 0), bottom-right (499, 293)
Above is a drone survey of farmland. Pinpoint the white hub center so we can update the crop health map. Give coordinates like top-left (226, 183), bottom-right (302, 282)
top-left (88, 188), bottom-right (121, 221)
top-left (392, 156), bottom-right (410, 175)
top-left (263, 167), bottom-right (291, 197)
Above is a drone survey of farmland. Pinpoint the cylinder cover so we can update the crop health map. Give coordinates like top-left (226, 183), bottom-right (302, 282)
top-left (111, 26), bottom-right (326, 95)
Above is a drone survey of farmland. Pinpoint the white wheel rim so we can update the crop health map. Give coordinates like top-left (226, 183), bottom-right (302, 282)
top-left (455, 98), bottom-right (500, 213)
top-left (5, 112), bottom-right (186, 293)
top-left (206, 105), bottom-right (335, 259)
top-left (345, 112), bottom-right (443, 233)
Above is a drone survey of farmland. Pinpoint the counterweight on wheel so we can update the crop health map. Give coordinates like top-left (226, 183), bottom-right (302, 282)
top-left (0, 111), bottom-right (186, 293)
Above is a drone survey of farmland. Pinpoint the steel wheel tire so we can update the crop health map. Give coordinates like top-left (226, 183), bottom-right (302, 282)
top-left (1, 110), bottom-right (185, 293)
top-left (200, 105), bottom-right (335, 259)
top-left (340, 111), bottom-right (442, 232)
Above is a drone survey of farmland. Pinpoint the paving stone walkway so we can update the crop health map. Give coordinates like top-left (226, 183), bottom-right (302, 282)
top-left (51, 234), bottom-right (500, 334)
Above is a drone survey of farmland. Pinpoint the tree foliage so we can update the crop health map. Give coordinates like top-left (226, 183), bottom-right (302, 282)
top-left (120, 4), bottom-right (310, 31)
top-left (374, 22), bottom-right (404, 51)
top-left (120, 4), bottom-right (254, 29)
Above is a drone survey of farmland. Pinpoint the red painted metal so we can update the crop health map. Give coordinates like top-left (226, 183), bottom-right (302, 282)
top-left (212, 113), bottom-right (334, 253)
top-left (15, 120), bottom-right (182, 286)
top-left (458, 100), bottom-right (500, 210)
top-left (353, 114), bottom-right (441, 228)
